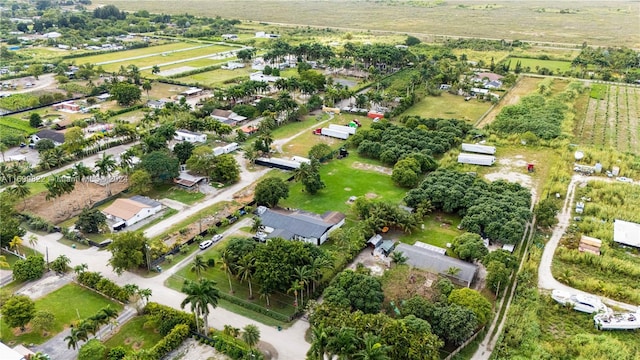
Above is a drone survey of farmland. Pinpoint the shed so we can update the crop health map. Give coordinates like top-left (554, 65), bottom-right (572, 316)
top-left (461, 143), bottom-right (496, 155)
top-left (379, 240), bottom-right (396, 256)
top-left (180, 87), bottom-right (203, 97)
top-left (613, 219), bottom-right (640, 249)
top-left (174, 129), bottom-right (206, 143)
top-left (457, 153), bottom-right (495, 166)
top-left (367, 234), bottom-right (383, 248)
top-left (395, 243), bottom-right (478, 287)
top-left (579, 235), bottom-right (602, 255)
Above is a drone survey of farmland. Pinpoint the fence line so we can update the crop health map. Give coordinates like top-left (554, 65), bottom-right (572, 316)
top-left (444, 326), bottom-right (485, 360)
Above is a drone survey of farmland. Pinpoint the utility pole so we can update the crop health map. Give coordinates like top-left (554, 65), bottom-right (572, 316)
top-left (145, 244), bottom-right (151, 272)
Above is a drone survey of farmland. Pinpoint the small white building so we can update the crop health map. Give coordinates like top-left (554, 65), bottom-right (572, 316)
top-left (458, 153), bottom-right (495, 166)
top-left (103, 196), bottom-right (162, 230)
top-left (249, 72), bottom-right (281, 83)
top-left (613, 219), bottom-right (640, 249)
top-left (174, 129), bottom-right (207, 143)
top-left (222, 62), bottom-right (245, 70)
top-left (461, 143), bottom-right (496, 155)
top-left (0, 341), bottom-right (27, 360)
top-left (146, 99), bottom-right (166, 109)
top-left (222, 34), bottom-right (238, 40)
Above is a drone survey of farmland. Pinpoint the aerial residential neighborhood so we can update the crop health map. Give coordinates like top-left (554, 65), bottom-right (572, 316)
top-left (0, 1), bottom-right (639, 360)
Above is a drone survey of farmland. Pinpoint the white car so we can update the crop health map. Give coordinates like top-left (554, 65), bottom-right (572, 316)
top-left (198, 240), bottom-right (213, 250)
top-left (616, 177), bottom-right (633, 183)
top-left (211, 234), bottom-right (223, 242)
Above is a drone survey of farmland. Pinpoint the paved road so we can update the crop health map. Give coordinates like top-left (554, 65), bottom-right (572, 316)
top-left (538, 174), bottom-right (639, 312)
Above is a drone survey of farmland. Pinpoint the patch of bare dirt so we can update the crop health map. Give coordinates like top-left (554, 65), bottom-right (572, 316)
top-left (351, 161), bottom-right (392, 175)
top-left (365, 192), bottom-right (378, 199)
top-left (484, 154), bottom-right (537, 201)
top-left (23, 181), bottom-right (129, 224)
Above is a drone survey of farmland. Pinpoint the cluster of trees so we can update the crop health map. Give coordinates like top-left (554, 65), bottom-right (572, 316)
top-left (405, 169), bottom-right (532, 244)
top-left (352, 197), bottom-right (422, 237)
top-left (443, 38), bottom-right (526, 51)
top-left (350, 118), bottom-right (470, 167)
top-left (572, 46), bottom-right (639, 71)
top-left (323, 270), bottom-right (385, 314)
top-left (263, 40), bottom-right (334, 66)
top-left (65, 307), bottom-right (120, 350)
top-left (185, 146), bottom-right (240, 184)
top-left (293, 158), bottom-right (325, 194)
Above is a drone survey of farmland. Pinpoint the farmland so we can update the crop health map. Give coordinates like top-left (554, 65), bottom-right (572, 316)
top-left (405, 93), bottom-right (491, 123)
top-left (574, 84), bottom-right (640, 153)
top-left (505, 57), bottom-right (573, 73)
top-left (99, 0), bottom-right (640, 47)
top-left (72, 42), bottom-right (202, 65)
top-left (174, 67), bottom-right (255, 88)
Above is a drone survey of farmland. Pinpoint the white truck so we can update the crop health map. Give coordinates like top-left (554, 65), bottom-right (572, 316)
top-left (321, 127), bottom-right (349, 140)
top-left (329, 124), bottom-right (356, 135)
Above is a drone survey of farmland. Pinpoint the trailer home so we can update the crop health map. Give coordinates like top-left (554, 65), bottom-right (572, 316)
top-left (329, 124), bottom-right (356, 135)
top-left (458, 153), bottom-right (495, 166)
top-left (461, 143), bottom-right (496, 155)
top-left (321, 128), bottom-right (349, 140)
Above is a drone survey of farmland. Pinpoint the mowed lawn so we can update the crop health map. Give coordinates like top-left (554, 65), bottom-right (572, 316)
top-left (103, 316), bottom-right (164, 352)
top-left (176, 67), bottom-right (255, 87)
top-left (0, 283), bottom-right (123, 344)
top-left (506, 57), bottom-right (573, 72)
top-left (397, 211), bottom-right (464, 251)
top-left (74, 42), bottom-right (198, 65)
top-left (99, 45), bottom-right (233, 72)
top-left (280, 155), bottom-right (406, 215)
top-left (405, 93), bottom-right (491, 123)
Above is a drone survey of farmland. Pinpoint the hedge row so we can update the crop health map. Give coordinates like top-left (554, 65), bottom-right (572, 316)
top-left (77, 271), bottom-right (129, 303)
top-left (166, 64), bottom-right (221, 79)
top-left (217, 289), bottom-right (292, 323)
top-left (150, 324), bottom-right (190, 359)
top-left (196, 332), bottom-right (263, 360)
top-left (144, 302), bottom-right (196, 335)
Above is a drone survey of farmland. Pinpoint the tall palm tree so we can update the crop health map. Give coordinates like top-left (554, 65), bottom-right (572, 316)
top-left (219, 250), bottom-right (235, 294)
top-left (73, 263), bottom-right (88, 275)
top-left (235, 254), bottom-right (255, 299)
top-left (137, 288), bottom-right (153, 306)
top-left (94, 153), bottom-right (117, 195)
top-left (311, 255), bottom-right (334, 293)
top-left (71, 163), bottom-right (93, 204)
top-left (287, 282), bottom-right (303, 312)
top-left (259, 286), bottom-right (272, 308)
top-left (7, 178), bottom-right (30, 210)
top-left (64, 327), bottom-right (86, 349)
top-left (180, 279), bottom-right (220, 336)
top-left (27, 235), bottom-right (38, 255)
top-left (241, 324), bottom-right (260, 349)
top-left (142, 80), bottom-right (152, 100)
top-left (190, 255), bottom-right (208, 279)
top-left (353, 333), bottom-right (391, 360)
top-left (294, 265), bottom-right (312, 304)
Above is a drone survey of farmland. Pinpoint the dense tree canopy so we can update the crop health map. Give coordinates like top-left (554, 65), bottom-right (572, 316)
top-left (109, 82), bottom-right (142, 106)
top-left (254, 177), bottom-right (289, 207)
top-left (323, 270), bottom-right (385, 314)
top-left (448, 288), bottom-right (492, 326)
top-left (139, 151), bottom-right (180, 183)
top-left (1, 295), bottom-right (35, 330)
top-left (108, 231), bottom-right (148, 275)
top-left (451, 233), bottom-right (488, 262)
top-left (76, 207), bottom-right (107, 234)
top-left (405, 169), bottom-right (531, 244)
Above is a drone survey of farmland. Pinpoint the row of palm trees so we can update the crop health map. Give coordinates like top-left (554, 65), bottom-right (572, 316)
top-left (64, 307), bottom-right (119, 350)
top-left (308, 325), bottom-right (392, 360)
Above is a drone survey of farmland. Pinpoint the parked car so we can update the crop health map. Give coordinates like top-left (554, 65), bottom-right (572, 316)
top-left (616, 177), bottom-right (633, 183)
top-left (228, 216), bottom-right (238, 224)
top-left (199, 240), bottom-right (213, 250)
top-left (211, 234), bottom-right (223, 242)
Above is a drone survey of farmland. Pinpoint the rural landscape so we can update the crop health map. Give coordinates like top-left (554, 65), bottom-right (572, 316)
top-left (0, 1), bottom-right (639, 360)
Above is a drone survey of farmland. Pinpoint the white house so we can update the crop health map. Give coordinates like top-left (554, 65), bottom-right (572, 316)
top-left (211, 109), bottom-right (247, 126)
top-left (103, 196), bottom-right (162, 230)
top-left (0, 342), bottom-right (27, 360)
top-left (221, 62), bottom-right (245, 70)
top-left (30, 129), bottom-right (65, 146)
top-left (222, 34), bottom-right (238, 40)
top-left (174, 129), bottom-right (207, 143)
top-left (146, 99), bottom-right (166, 109)
top-left (249, 72), bottom-right (281, 83)
top-left (256, 206), bottom-right (345, 245)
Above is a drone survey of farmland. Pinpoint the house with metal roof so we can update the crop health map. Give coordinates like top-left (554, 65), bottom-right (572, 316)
top-left (30, 129), bottom-right (65, 146)
top-left (395, 243), bottom-right (478, 287)
top-left (257, 206), bottom-right (345, 245)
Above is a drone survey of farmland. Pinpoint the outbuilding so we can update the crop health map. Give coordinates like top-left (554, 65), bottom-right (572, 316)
top-left (457, 153), bottom-right (496, 166)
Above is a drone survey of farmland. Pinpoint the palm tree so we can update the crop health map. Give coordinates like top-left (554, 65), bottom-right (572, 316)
top-left (7, 178), bottom-right (30, 210)
top-left (235, 254), bottom-right (255, 299)
top-left (353, 333), bottom-right (391, 360)
top-left (250, 216), bottom-right (262, 232)
top-left (9, 236), bottom-right (23, 252)
top-left (307, 324), bottom-right (330, 360)
top-left (288, 282), bottom-right (303, 312)
top-left (26, 352), bottom-right (49, 360)
top-left (94, 153), bottom-right (117, 195)
top-left (180, 279), bottom-right (220, 336)
top-left (64, 328), bottom-right (83, 349)
top-left (190, 255), bottom-right (208, 279)
top-left (390, 251), bottom-right (407, 266)
top-left (259, 286), bottom-right (273, 308)
top-left (241, 324), bottom-right (260, 349)
top-left (137, 288), bottom-right (152, 306)
top-left (97, 306), bottom-right (118, 326)
top-left (219, 250), bottom-right (235, 294)
top-left (71, 163), bottom-right (93, 204)
top-left (311, 255), bottom-right (334, 293)
top-left (73, 263), bottom-right (88, 275)
top-left (142, 80), bottom-right (152, 100)
top-left (0, 255), bottom-right (9, 269)
top-left (327, 327), bottom-right (359, 359)
top-left (151, 65), bottom-right (160, 75)
top-left (26, 235), bottom-right (38, 255)
top-left (294, 265), bottom-right (312, 304)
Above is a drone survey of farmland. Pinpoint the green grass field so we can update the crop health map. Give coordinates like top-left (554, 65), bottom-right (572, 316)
top-left (0, 283), bottom-right (122, 344)
top-left (73, 42), bottom-right (199, 65)
top-left (98, 45), bottom-right (232, 72)
top-left (506, 57), bottom-right (573, 73)
top-left (103, 316), bottom-right (164, 352)
top-left (397, 211), bottom-right (464, 250)
top-left (404, 93), bottom-right (491, 123)
top-left (175, 67), bottom-right (255, 87)
top-left (147, 184), bottom-right (205, 205)
top-left (280, 155), bottom-right (406, 215)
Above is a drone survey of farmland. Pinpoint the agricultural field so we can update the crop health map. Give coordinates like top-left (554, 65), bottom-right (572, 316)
top-left (505, 57), bottom-right (573, 73)
top-left (174, 67), bottom-right (255, 88)
top-left (101, 0), bottom-right (640, 47)
top-left (451, 49), bottom-right (510, 65)
top-left (574, 84), bottom-right (640, 153)
top-left (72, 42), bottom-right (201, 65)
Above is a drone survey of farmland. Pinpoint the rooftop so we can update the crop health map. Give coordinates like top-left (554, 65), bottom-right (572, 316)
top-left (103, 198), bottom-right (152, 221)
top-left (613, 219), bottom-right (640, 248)
top-left (395, 243), bottom-right (478, 286)
top-left (259, 208), bottom-right (345, 240)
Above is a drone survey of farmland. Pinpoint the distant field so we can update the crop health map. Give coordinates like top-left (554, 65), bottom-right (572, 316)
top-left (175, 67), bottom-right (254, 87)
top-left (99, 0), bottom-right (640, 47)
top-left (451, 49), bottom-right (510, 65)
top-left (405, 93), bottom-right (491, 123)
top-left (575, 84), bottom-right (640, 153)
top-left (74, 42), bottom-right (198, 65)
top-left (476, 76), bottom-right (542, 128)
top-left (97, 45), bottom-right (233, 72)
top-left (506, 57), bottom-right (573, 73)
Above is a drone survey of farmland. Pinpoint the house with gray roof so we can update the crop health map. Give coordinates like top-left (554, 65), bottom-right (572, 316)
top-left (257, 206), bottom-right (345, 245)
top-left (395, 243), bottom-right (478, 287)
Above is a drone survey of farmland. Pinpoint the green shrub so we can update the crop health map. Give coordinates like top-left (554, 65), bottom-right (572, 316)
top-left (13, 255), bottom-right (45, 282)
top-left (144, 302), bottom-right (195, 334)
top-left (217, 292), bottom-right (291, 322)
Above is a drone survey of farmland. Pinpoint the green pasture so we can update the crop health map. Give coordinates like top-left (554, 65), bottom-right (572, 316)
top-left (505, 57), bottom-right (573, 72)
top-left (175, 67), bottom-right (255, 87)
top-left (98, 45), bottom-right (232, 72)
top-left (0, 283), bottom-right (122, 344)
top-left (404, 93), bottom-right (491, 123)
top-left (397, 211), bottom-right (464, 250)
top-left (280, 155), bottom-right (406, 215)
top-left (73, 42), bottom-right (199, 65)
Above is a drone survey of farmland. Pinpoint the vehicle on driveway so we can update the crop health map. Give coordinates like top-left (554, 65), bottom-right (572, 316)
top-left (199, 240), bottom-right (213, 250)
top-left (211, 234), bottom-right (223, 242)
top-left (616, 177), bottom-right (633, 183)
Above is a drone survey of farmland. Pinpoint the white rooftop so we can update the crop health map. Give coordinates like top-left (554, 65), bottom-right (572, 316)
top-left (613, 219), bottom-right (640, 248)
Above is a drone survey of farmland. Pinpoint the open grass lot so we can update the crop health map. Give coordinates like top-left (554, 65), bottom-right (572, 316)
top-left (574, 84), bottom-right (640, 153)
top-left (505, 57), bottom-right (573, 73)
top-left (101, 0), bottom-right (640, 47)
top-left (72, 42), bottom-right (200, 66)
top-left (397, 211), bottom-right (464, 250)
top-left (0, 283), bottom-right (122, 345)
top-left (451, 49), bottom-right (510, 65)
top-left (405, 93), bottom-right (491, 123)
top-left (280, 155), bottom-right (405, 215)
top-left (145, 82), bottom-right (190, 100)
top-left (103, 316), bottom-right (164, 352)
top-left (270, 113), bottom-right (330, 140)
top-left (510, 46), bottom-right (582, 61)
top-left (175, 67), bottom-right (254, 88)
top-left (147, 184), bottom-right (205, 205)
top-left (99, 44), bottom-right (234, 73)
